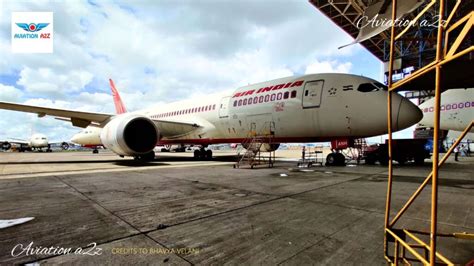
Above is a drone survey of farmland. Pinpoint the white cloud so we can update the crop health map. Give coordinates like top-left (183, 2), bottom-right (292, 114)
top-left (17, 67), bottom-right (93, 97)
top-left (304, 60), bottom-right (353, 74)
top-left (0, 84), bottom-right (24, 102)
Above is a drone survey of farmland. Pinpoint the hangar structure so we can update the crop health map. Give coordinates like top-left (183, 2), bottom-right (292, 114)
top-left (310, 0), bottom-right (474, 93)
top-left (310, 0), bottom-right (473, 265)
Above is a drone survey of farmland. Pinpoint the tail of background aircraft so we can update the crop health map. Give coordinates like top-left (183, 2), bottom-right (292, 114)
top-left (109, 79), bottom-right (127, 114)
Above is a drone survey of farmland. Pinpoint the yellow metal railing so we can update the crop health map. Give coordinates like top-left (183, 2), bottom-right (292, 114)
top-left (384, 0), bottom-right (473, 265)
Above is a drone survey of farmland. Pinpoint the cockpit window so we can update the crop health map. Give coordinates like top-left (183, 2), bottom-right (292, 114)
top-left (357, 83), bottom-right (378, 92)
top-left (357, 82), bottom-right (387, 92)
top-left (373, 81), bottom-right (388, 90)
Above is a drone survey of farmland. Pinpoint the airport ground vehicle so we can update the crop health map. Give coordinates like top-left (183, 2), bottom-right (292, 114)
top-left (364, 139), bottom-right (430, 165)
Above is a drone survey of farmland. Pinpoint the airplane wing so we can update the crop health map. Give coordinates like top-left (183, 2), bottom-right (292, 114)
top-left (151, 119), bottom-right (200, 137)
top-left (0, 139), bottom-right (28, 150)
top-left (0, 139), bottom-right (28, 145)
top-left (0, 101), bottom-right (202, 137)
top-left (0, 101), bottom-right (112, 128)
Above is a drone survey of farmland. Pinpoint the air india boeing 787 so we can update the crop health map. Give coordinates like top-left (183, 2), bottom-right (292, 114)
top-left (0, 73), bottom-right (422, 164)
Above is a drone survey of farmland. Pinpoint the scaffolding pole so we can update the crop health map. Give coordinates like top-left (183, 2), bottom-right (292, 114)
top-left (384, 0), bottom-right (473, 265)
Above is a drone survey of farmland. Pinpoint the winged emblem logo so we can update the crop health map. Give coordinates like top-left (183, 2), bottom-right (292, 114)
top-left (16, 23), bottom-right (49, 32)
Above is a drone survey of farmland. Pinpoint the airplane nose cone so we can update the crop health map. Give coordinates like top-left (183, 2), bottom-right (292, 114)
top-left (70, 135), bottom-right (78, 144)
top-left (396, 97), bottom-right (423, 130)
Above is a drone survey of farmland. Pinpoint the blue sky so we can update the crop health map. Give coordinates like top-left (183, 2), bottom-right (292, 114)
top-left (0, 0), bottom-right (414, 142)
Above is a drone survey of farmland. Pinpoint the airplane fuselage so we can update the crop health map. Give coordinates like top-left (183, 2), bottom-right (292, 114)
top-left (419, 88), bottom-right (473, 132)
top-left (74, 74), bottom-right (421, 147)
top-left (29, 134), bottom-right (49, 148)
top-left (134, 73), bottom-right (420, 145)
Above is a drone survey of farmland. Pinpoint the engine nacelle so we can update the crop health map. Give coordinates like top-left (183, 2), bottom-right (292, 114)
top-left (242, 142), bottom-right (280, 152)
top-left (100, 114), bottom-right (159, 156)
top-left (1, 142), bottom-right (11, 151)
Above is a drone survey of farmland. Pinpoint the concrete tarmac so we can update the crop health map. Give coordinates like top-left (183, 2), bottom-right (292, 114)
top-left (0, 150), bottom-right (472, 264)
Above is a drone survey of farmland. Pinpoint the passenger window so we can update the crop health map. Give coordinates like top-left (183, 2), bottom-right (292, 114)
top-left (253, 96), bottom-right (258, 103)
top-left (243, 98), bottom-right (247, 105)
top-left (291, 90), bottom-right (297, 98)
top-left (305, 90), bottom-right (309, 96)
top-left (234, 100), bottom-right (237, 107)
top-left (238, 99), bottom-right (242, 106)
top-left (264, 95), bottom-right (270, 102)
top-left (277, 92), bottom-right (282, 100)
top-left (270, 94), bottom-right (276, 101)
top-left (248, 98), bottom-right (252, 105)
top-left (259, 96), bottom-right (264, 103)
top-left (283, 91), bottom-right (289, 99)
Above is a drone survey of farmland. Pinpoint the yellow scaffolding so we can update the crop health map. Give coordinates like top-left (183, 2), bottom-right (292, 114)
top-left (384, 0), bottom-right (474, 265)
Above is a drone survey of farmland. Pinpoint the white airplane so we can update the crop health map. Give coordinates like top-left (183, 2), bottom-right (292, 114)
top-left (0, 73), bottom-right (422, 165)
top-left (1, 133), bottom-right (68, 152)
top-left (418, 88), bottom-right (473, 132)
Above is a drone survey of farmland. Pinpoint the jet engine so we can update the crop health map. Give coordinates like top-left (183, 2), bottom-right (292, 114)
top-left (242, 142), bottom-right (280, 152)
top-left (1, 141), bottom-right (11, 151)
top-left (100, 114), bottom-right (159, 157)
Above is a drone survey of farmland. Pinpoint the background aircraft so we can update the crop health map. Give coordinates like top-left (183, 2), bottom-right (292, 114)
top-left (0, 73), bottom-right (422, 165)
top-left (418, 88), bottom-right (473, 151)
top-left (418, 88), bottom-right (473, 133)
top-left (1, 133), bottom-right (69, 152)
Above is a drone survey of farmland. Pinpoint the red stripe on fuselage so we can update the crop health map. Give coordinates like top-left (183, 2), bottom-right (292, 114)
top-left (157, 136), bottom-right (366, 145)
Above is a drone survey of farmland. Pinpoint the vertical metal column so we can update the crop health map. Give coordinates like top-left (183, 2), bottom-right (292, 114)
top-left (384, 0), bottom-right (397, 260)
top-left (430, 0), bottom-right (445, 264)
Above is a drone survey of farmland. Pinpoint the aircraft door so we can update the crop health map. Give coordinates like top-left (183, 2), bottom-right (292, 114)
top-left (302, 80), bottom-right (324, 108)
top-left (219, 97), bottom-right (230, 118)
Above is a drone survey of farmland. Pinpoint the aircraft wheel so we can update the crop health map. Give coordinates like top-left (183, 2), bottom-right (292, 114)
top-left (194, 150), bottom-right (201, 159)
top-left (144, 151), bottom-right (155, 161)
top-left (396, 158), bottom-right (407, 165)
top-left (379, 157), bottom-right (389, 166)
top-left (325, 153), bottom-right (336, 166)
top-left (47, 149), bottom-right (52, 152)
top-left (365, 154), bottom-right (376, 165)
top-left (205, 150), bottom-right (213, 160)
top-left (414, 155), bottom-right (425, 165)
top-left (93, 149), bottom-right (99, 154)
top-left (2, 142), bottom-right (11, 151)
top-left (335, 153), bottom-right (346, 166)
top-left (135, 151), bottom-right (155, 161)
